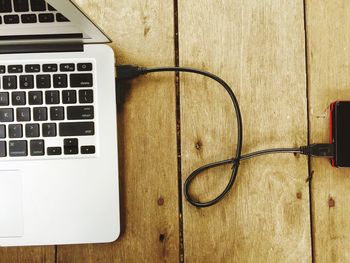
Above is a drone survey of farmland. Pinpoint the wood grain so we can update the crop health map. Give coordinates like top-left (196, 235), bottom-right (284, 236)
top-left (56, 0), bottom-right (179, 263)
top-left (306, 1), bottom-right (350, 262)
top-left (0, 247), bottom-right (55, 263)
top-left (178, 1), bottom-right (312, 262)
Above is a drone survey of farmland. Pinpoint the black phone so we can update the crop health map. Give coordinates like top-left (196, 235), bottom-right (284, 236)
top-left (330, 101), bottom-right (350, 167)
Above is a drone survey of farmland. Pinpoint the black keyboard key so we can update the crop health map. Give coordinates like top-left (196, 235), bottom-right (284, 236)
top-left (70, 74), bottom-right (93, 87)
top-left (47, 4), bottom-right (55, 11)
top-left (81, 146), bottom-right (95, 154)
top-left (21, 14), bottom-right (37, 23)
top-left (56, 13), bottom-right (69, 22)
top-left (36, 74), bottom-right (51, 88)
top-left (59, 122), bottom-right (94, 136)
top-left (30, 0), bottom-right (46, 11)
top-left (8, 124), bottom-right (22, 138)
top-left (38, 13), bottom-right (54, 23)
top-left (3, 76), bottom-right (17, 89)
top-left (14, 0), bottom-right (29, 12)
top-left (12, 92), bottom-right (26, 105)
top-left (4, 15), bottom-right (19, 24)
top-left (25, 64), bottom-right (40, 73)
top-left (25, 123), bottom-right (39, 137)
top-left (30, 140), bottom-right (44, 156)
top-left (79, 90), bottom-right (94, 104)
top-left (65, 147), bottom-right (78, 155)
top-left (45, 90), bottom-right (60, 104)
top-left (47, 147), bottom-right (61, 156)
top-left (8, 65), bottom-right (23, 73)
top-left (64, 138), bottom-right (78, 155)
top-left (0, 66), bottom-right (5, 74)
top-left (0, 108), bottom-right (13, 122)
top-left (42, 123), bottom-right (56, 137)
top-left (0, 125), bottom-right (5, 138)
top-left (60, 64), bottom-right (75, 72)
top-left (64, 138), bottom-right (78, 147)
top-left (0, 0), bottom-right (12, 13)
top-left (28, 91), bottom-right (43, 105)
top-left (0, 141), bottom-right (6, 157)
top-left (50, 107), bottom-right (64, 121)
top-left (67, 106), bottom-right (94, 120)
top-left (16, 107), bottom-right (31, 122)
top-left (53, 74), bottom-right (67, 88)
top-left (8, 65), bottom-right (22, 75)
top-left (62, 90), bottom-right (76, 104)
top-left (33, 107), bottom-right (47, 121)
top-left (77, 63), bottom-right (92, 71)
top-left (20, 75), bottom-right (34, 89)
top-left (43, 64), bottom-right (57, 72)
top-left (9, 140), bottom-right (27, 157)
top-left (0, 92), bottom-right (9, 106)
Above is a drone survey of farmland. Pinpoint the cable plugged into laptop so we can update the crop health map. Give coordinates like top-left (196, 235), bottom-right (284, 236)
top-left (115, 65), bottom-right (147, 104)
top-left (116, 65), bottom-right (147, 80)
top-left (116, 64), bottom-right (334, 208)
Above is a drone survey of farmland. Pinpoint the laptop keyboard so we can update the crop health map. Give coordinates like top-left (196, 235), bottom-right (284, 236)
top-left (0, 60), bottom-right (97, 158)
top-left (0, 0), bottom-right (69, 24)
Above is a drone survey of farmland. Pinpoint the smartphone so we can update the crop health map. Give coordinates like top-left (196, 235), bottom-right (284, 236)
top-left (330, 101), bottom-right (350, 167)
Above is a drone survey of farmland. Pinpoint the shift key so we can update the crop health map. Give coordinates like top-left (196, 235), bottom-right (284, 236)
top-left (67, 106), bottom-right (94, 120)
top-left (59, 122), bottom-right (94, 136)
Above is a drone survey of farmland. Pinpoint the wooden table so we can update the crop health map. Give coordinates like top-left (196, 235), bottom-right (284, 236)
top-left (1, 0), bottom-right (349, 262)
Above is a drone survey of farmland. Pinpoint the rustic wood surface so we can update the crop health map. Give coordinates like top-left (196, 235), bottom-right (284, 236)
top-left (306, 1), bottom-right (350, 262)
top-left (1, 0), bottom-right (349, 262)
top-left (179, 1), bottom-right (311, 262)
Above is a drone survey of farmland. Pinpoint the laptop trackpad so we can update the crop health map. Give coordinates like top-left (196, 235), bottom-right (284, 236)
top-left (0, 171), bottom-right (23, 238)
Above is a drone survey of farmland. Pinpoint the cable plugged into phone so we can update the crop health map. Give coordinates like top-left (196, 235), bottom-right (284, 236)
top-left (300, 144), bottom-right (334, 158)
top-left (116, 64), bottom-right (334, 208)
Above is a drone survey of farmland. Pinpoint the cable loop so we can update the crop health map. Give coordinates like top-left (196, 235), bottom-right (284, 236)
top-left (144, 67), bottom-right (301, 208)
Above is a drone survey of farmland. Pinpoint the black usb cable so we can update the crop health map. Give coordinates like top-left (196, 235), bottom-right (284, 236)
top-left (116, 65), bottom-right (334, 208)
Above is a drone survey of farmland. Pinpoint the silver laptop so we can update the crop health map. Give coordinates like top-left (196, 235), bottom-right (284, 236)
top-left (0, 0), bottom-right (120, 246)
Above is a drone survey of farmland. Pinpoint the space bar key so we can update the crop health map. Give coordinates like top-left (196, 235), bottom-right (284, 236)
top-left (59, 122), bottom-right (95, 136)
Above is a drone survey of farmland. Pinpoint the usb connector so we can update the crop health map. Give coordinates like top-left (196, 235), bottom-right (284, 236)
top-left (116, 65), bottom-right (147, 80)
top-left (115, 65), bottom-right (148, 103)
top-left (300, 144), bottom-right (334, 158)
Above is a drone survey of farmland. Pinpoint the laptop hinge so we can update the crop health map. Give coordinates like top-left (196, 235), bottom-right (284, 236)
top-left (0, 42), bottom-right (83, 55)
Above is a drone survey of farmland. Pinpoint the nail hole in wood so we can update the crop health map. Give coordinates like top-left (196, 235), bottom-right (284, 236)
top-left (159, 233), bottom-right (166, 242)
top-left (158, 197), bottom-right (164, 206)
top-left (195, 140), bottom-right (202, 150)
top-left (296, 192), bottom-right (302, 199)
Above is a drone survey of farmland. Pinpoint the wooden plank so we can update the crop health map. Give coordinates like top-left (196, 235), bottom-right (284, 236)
top-left (179, 1), bottom-right (312, 262)
top-left (56, 1), bottom-right (179, 263)
top-left (0, 247), bottom-right (55, 263)
top-left (306, 1), bottom-right (350, 262)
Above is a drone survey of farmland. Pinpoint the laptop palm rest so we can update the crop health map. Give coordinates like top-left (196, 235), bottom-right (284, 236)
top-left (0, 171), bottom-right (23, 238)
